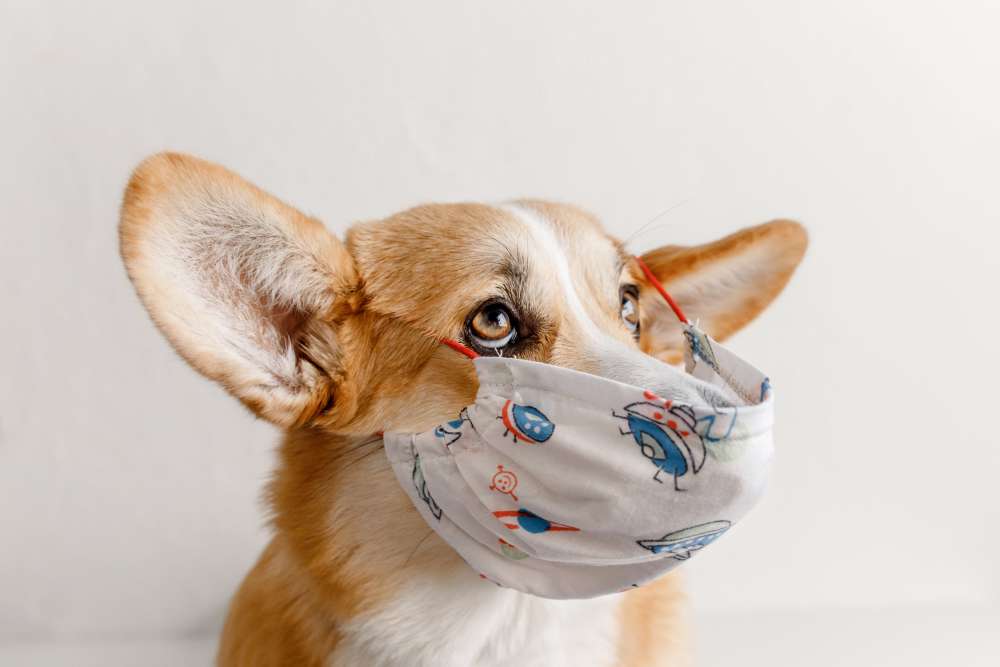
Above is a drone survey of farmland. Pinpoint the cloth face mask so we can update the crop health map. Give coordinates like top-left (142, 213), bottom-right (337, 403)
top-left (383, 259), bottom-right (775, 599)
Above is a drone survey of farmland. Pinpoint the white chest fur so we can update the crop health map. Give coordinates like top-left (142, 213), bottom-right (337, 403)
top-left (330, 568), bottom-right (623, 667)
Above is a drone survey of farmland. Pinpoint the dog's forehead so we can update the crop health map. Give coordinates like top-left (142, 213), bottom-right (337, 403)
top-left (497, 199), bottom-right (619, 262)
top-left (496, 200), bottom-right (625, 301)
top-left (346, 201), bottom-right (627, 330)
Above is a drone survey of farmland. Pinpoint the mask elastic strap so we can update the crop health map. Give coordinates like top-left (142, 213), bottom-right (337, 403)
top-left (634, 255), bottom-right (688, 324)
top-left (438, 256), bottom-right (686, 359)
top-left (441, 337), bottom-right (479, 359)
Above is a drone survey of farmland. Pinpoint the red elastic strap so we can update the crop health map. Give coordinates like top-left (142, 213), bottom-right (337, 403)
top-left (441, 337), bottom-right (479, 359)
top-left (634, 255), bottom-right (688, 324)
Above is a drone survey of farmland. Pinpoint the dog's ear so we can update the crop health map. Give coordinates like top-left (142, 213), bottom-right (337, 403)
top-left (636, 220), bottom-right (807, 363)
top-left (119, 153), bottom-right (359, 427)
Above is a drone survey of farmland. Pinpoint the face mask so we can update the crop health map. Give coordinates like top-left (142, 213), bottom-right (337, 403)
top-left (383, 257), bottom-right (775, 599)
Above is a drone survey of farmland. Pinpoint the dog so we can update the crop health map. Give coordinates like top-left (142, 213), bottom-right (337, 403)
top-left (119, 153), bottom-right (806, 666)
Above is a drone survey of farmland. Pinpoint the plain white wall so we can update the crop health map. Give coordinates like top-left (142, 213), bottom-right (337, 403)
top-left (2, 0), bottom-right (998, 641)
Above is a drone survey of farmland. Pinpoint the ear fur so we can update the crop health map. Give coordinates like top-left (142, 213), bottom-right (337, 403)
top-left (637, 220), bottom-right (807, 362)
top-left (119, 153), bottom-right (359, 427)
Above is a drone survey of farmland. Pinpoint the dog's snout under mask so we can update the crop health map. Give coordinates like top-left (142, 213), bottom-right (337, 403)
top-left (383, 257), bottom-right (775, 599)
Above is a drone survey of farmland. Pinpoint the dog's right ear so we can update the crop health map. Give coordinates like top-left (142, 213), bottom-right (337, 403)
top-left (119, 153), bottom-right (359, 427)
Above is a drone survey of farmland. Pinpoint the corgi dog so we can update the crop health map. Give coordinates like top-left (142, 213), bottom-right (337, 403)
top-left (119, 153), bottom-right (806, 666)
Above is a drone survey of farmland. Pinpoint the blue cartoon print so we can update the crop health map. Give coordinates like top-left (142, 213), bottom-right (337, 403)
top-left (759, 377), bottom-right (772, 402)
top-left (613, 391), bottom-right (707, 489)
top-left (499, 400), bottom-right (555, 443)
top-left (433, 408), bottom-right (471, 446)
top-left (683, 326), bottom-right (720, 373)
top-left (693, 407), bottom-right (739, 443)
top-left (637, 520), bottom-right (731, 559)
top-left (411, 451), bottom-right (442, 520)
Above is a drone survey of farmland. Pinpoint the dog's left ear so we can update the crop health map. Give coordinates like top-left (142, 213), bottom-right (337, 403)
top-left (636, 220), bottom-right (808, 362)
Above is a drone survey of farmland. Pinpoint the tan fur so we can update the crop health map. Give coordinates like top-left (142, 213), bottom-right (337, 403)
top-left (637, 221), bottom-right (808, 363)
top-left (120, 153), bottom-right (360, 428)
top-left (617, 574), bottom-right (691, 667)
top-left (118, 153), bottom-right (806, 666)
top-left (218, 538), bottom-right (342, 667)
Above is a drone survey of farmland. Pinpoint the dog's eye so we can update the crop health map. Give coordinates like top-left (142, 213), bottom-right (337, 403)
top-left (469, 302), bottom-right (516, 350)
top-left (621, 287), bottom-right (640, 337)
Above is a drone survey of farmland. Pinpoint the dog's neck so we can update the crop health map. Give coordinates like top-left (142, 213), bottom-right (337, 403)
top-left (328, 563), bottom-right (623, 667)
top-left (265, 430), bottom-right (624, 666)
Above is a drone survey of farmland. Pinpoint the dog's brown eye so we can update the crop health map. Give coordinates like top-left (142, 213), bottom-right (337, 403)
top-left (469, 303), bottom-right (516, 350)
top-left (621, 288), bottom-right (640, 336)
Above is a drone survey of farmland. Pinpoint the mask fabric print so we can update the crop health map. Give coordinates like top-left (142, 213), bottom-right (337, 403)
top-left (382, 259), bottom-right (776, 599)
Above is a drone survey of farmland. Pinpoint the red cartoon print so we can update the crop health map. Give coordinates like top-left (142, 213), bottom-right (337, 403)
top-left (489, 464), bottom-right (519, 501)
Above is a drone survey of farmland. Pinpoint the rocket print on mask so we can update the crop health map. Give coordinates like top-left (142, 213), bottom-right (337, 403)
top-left (493, 508), bottom-right (579, 533)
top-left (498, 400), bottom-right (555, 444)
top-left (614, 390), bottom-right (707, 490)
top-left (637, 520), bottom-right (731, 560)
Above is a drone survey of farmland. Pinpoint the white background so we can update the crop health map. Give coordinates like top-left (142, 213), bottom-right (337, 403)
top-left (2, 0), bottom-right (998, 663)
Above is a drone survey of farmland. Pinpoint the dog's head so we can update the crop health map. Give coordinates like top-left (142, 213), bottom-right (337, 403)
top-left (119, 153), bottom-right (806, 610)
top-left (121, 153), bottom-right (805, 434)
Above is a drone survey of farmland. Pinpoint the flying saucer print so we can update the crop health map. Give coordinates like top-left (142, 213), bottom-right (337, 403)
top-left (493, 508), bottom-right (579, 533)
top-left (637, 520), bottom-right (732, 560)
top-left (613, 396), bottom-right (707, 489)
